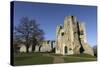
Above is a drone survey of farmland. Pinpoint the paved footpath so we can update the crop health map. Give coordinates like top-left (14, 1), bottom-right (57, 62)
top-left (42, 53), bottom-right (64, 63)
top-left (53, 56), bottom-right (64, 63)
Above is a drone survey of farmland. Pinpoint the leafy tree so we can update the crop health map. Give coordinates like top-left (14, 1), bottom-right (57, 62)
top-left (14, 17), bottom-right (44, 53)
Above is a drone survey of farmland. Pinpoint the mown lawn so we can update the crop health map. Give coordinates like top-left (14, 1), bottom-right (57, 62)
top-left (14, 53), bottom-right (97, 66)
top-left (14, 52), bottom-right (53, 66)
top-left (67, 53), bottom-right (96, 58)
top-left (63, 54), bottom-right (97, 63)
top-left (64, 56), bottom-right (97, 63)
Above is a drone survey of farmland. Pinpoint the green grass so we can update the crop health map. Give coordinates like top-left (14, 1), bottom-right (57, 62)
top-left (14, 53), bottom-right (97, 66)
top-left (49, 53), bottom-right (63, 56)
top-left (63, 54), bottom-right (97, 63)
top-left (68, 53), bottom-right (96, 58)
top-left (14, 52), bottom-right (53, 66)
top-left (64, 57), bottom-right (97, 63)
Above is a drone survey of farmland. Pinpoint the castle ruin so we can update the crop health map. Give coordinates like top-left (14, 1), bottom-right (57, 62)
top-left (17, 16), bottom-right (94, 56)
top-left (55, 16), bottom-right (94, 56)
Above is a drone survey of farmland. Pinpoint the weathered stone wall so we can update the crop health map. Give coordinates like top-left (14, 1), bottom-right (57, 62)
top-left (55, 16), bottom-right (94, 56)
top-left (18, 40), bottom-right (56, 53)
top-left (35, 40), bottom-right (56, 52)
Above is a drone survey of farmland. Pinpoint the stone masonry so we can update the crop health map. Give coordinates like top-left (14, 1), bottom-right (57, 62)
top-left (55, 16), bottom-right (94, 56)
top-left (17, 16), bottom-right (94, 56)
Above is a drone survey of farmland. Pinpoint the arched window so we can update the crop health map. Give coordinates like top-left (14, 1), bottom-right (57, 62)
top-left (61, 32), bottom-right (64, 36)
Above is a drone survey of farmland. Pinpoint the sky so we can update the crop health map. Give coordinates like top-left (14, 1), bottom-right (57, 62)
top-left (13, 1), bottom-right (97, 47)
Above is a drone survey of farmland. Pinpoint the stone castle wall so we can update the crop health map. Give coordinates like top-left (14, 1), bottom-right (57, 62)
top-left (55, 16), bottom-right (94, 56)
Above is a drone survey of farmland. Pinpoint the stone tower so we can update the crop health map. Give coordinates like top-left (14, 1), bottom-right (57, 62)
top-left (55, 16), bottom-right (94, 56)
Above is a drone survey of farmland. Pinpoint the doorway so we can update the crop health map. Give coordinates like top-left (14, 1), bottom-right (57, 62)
top-left (65, 46), bottom-right (68, 53)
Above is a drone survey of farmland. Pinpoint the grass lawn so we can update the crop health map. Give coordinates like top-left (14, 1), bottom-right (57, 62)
top-left (14, 53), bottom-right (97, 66)
top-left (67, 53), bottom-right (96, 58)
top-left (64, 56), bottom-right (97, 63)
top-left (14, 52), bottom-right (53, 66)
top-left (63, 54), bottom-right (97, 63)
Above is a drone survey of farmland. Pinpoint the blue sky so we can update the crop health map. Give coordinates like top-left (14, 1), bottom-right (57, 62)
top-left (13, 1), bottom-right (97, 47)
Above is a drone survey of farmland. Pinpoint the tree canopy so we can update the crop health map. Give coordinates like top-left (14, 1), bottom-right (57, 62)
top-left (14, 17), bottom-right (44, 53)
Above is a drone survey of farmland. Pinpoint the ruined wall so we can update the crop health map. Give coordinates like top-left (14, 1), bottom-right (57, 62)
top-left (78, 23), bottom-right (94, 56)
top-left (55, 16), bottom-right (94, 56)
top-left (37, 40), bottom-right (56, 52)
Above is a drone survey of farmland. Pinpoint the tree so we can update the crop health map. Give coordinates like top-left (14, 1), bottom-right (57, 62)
top-left (14, 17), bottom-right (44, 53)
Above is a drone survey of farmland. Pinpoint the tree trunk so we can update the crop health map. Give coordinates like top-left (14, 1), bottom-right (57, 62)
top-left (26, 42), bottom-right (29, 53)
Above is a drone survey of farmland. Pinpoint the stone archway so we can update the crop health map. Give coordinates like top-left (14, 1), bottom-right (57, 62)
top-left (64, 46), bottom-right (68, 54)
